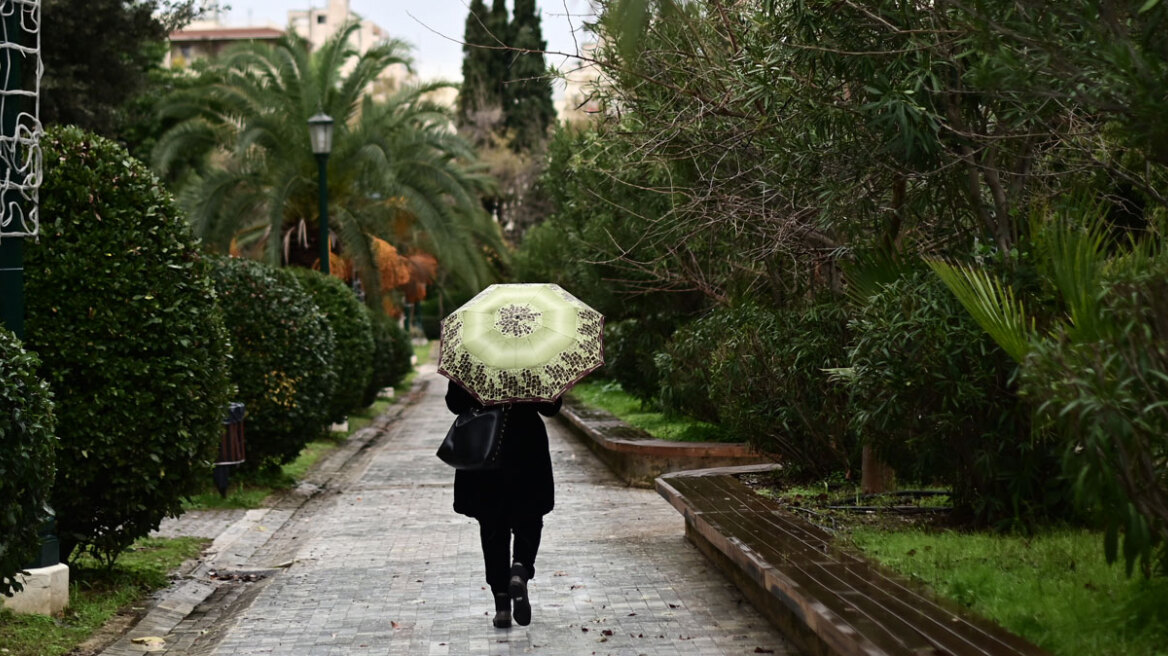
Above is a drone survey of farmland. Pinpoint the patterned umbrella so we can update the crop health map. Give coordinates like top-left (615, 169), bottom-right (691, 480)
top-left (438, 283), bottom-right (605, 404)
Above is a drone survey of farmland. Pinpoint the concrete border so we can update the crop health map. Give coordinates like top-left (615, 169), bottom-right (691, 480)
top-left (557, 397), bottom-right (769, 487)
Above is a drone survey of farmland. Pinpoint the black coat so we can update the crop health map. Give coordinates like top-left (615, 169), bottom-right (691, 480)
top-left (445, 381), bottom-right (562, 521)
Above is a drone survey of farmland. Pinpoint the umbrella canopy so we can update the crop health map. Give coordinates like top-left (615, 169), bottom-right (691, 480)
top-left (438, 283), bottom-right (605, 404)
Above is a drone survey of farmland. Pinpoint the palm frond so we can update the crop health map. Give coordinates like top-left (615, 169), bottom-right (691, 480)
top-left (1033, 207), bottom-right (1108, 342)
top-left (927, 259), bottom-right (1034, 363)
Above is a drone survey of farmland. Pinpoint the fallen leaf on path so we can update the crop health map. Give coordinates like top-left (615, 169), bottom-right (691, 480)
top-left (130, 636), bottom-right (165, 652)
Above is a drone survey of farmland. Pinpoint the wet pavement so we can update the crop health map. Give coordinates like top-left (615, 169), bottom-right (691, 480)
top-left (138, 366), bottom-right (793, 656)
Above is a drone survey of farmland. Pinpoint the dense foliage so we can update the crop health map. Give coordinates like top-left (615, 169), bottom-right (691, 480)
top-left (934, 212), bottom-right (1168, 571)
top-left (0, 330), bottom-right (56, 595)
top-left (602, 318), bottom-right (673, 406)
top-left (24, 126), bottom-right (232, 564)
top-left (709, 302), bottom-right (855, 478)
top-left (208, 257), bottom-right (336, 469)
top-left (40, 0), bottom-right (213, 137)
top-left (361, 312), bottom-right (414, 407)
top-left (846, 271), bottom-right (1064, 525)
top-left (289, 269), bottom-right (375, 422)
top-left (509, 0), bottom-right (1168, 573)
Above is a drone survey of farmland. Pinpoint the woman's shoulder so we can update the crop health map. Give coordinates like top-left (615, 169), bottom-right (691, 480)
top-left (445, 380), bottom-right (480, 413)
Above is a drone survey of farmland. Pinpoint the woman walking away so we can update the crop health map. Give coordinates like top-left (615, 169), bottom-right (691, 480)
top-left (445, 380), bottom-right (562, 628)
top-left (435, 283), bottom-right (603, 628)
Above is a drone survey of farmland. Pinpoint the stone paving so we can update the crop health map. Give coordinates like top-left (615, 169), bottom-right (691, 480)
top-left (175, 366), bottom-right (794, 656)
top-left (155, 510), bottom-right (247, 540)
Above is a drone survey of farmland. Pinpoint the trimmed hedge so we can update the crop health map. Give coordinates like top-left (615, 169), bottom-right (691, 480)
top-left (361, 310), bottom-right (413, 407)
top-left (208, 257), bottom-right (336, 468)
top-left (24, 126), bottom-right (232, 564)
top-left (289, 268), bottom-right (374, 421)
top-left (0, 328), bottom-right (56, 595)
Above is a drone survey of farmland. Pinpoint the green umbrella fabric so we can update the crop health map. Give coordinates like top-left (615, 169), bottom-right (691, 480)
top-left (438, 283), bottom-right (605, 404)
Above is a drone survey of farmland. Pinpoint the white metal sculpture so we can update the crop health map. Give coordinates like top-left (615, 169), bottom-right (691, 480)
top-left (0, 0), bottom-right (42, 241)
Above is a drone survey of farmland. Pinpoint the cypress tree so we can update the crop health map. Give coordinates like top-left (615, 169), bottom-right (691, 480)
top-left (506, 0), bottom-right (555, 150)
top-left (459, 0), bottom-right (495, 125)
top-left (486, 0), bottom-right (513, 111)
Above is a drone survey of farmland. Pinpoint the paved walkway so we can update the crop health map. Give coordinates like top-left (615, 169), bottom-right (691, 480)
top-left (177, 368), bottom-right (793, 656)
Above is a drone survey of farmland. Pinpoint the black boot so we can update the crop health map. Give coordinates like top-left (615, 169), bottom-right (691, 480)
top-left (492, 592), bottom-right (511, 628)
top-left (509, 562), bottom-right (531, 626)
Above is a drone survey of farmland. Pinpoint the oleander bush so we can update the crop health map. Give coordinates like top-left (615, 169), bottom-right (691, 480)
top-left (847, 271), bottom-right (1063, 525)
top-left (24, 126), bottom-right (232, 564)
top-left (707, 301), bottom-right (856, 478)
top-left (0, 329), bottom-right (56, 595)
top-left (655, 311), bottom-right (739, 424)
top-left (1023, 256), bottom-right (1168, 574)
top-left (289, 268), bottom-right (374, 420)
top-left (601, 317), bottom-right (674, 405)
top-left (208, 257), bottom-right (336, 468)
top-left (361, 310), bottom-right (413, 406)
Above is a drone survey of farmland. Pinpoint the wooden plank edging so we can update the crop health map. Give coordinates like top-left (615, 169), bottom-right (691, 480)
top-left (656, 467), bottom-right (1052, 656)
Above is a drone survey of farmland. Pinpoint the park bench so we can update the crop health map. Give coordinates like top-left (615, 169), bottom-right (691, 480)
top-left (657, 465), bottom-right (1050, 656)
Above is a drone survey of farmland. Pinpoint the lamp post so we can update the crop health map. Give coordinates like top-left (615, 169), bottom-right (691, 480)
top-left (307, 112), bottom-right (334, 275)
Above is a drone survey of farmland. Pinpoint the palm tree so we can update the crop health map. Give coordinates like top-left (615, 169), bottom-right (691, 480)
top-left (153, 22), bottom-right (505, 303)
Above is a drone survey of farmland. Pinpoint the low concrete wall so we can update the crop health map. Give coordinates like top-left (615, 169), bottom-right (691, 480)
top-left (2, 563), bottom-right (69, 615)
top-left (557, 398), bottom-right (769, 487)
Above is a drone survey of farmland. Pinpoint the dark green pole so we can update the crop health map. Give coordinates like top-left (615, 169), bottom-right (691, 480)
top-left (0, 238), bottom-right (23, 339)
top-left (316, 153), bottom-right (329, 275)
top-left (1, 5), bottom-right (24, 339)
top-left (3, 0), bottom-right (58, 569)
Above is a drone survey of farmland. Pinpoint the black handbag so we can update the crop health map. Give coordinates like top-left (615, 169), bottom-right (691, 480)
top-left (436, 405), bottom-right (509, 470)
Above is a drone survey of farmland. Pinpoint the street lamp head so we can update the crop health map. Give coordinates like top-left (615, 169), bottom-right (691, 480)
top-left (307, 112), bottom-right (335, 155)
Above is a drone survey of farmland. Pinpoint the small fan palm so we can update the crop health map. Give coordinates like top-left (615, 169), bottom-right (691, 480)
top-left (153, 22), bottom-right (504, 301)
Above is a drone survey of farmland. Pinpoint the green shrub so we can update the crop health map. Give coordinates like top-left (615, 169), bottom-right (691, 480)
top-left (361, 311), bottom-right (413, 406)
top-left (655, 313), bottom-right (736, 424)
top-left (602, 317), bottom-right (674, 405)
top-left (1024, 261), bottom-right (1168, 574)
top-left (0, 329), bottom-right (56, 595)
top-left (847, 271), bottom-right (1064, 525)
top-left (707, 301), bottom-right (857, 478)
top-left (24, 126), bottom-right (232, 564)
top-left (288, 269), bottom-right (374, 420)
top-left (208, 257), bottom-right (336, 468)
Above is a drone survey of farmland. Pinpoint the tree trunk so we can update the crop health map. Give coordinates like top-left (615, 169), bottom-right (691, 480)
top-left (861, 445), bottom-right (896, 494)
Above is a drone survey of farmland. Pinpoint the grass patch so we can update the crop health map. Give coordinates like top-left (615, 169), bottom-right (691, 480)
top-left (413, 340), bottom-right (432, 365)
top-left (568, 380), bottom-right (738, 443)
top-left (849, 528), bottom-right (1168, 656)
top-left (0, 537), bottom-right (208, 656)
top-left (280, 432), bottom-right (347, 482)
